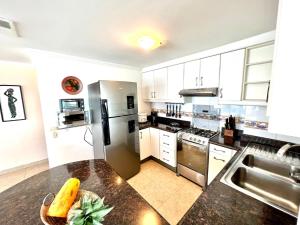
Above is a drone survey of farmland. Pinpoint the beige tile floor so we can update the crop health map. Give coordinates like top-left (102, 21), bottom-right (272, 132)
top-left (128, 160), bottom-right (203, 225)
top-left (0, 161), bottom-right (49, 193)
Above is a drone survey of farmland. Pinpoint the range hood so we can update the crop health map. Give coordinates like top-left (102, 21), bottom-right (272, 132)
top-left (179, 87), bottom-right (218, 97)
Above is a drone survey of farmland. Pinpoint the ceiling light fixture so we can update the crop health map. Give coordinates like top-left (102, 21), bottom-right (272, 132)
top-left (138, 35), bottom-right (162, 50)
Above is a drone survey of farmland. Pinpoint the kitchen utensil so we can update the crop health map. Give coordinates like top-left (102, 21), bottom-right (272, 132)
top-left (172, 104), bottom-right (175, 117)
top-left (179, 105), bottom-right (181, 118)
top-left (166, 104), bottom-right (169, 116)
top-left (175, 105), bottom-right (178, 118)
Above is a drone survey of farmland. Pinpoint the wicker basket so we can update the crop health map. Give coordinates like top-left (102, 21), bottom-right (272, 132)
top-left (40, 190), bottom-right (99, 225)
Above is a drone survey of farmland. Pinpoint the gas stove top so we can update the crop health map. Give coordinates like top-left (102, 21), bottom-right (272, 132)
top-left (178, 128), bottom-right (218, 145)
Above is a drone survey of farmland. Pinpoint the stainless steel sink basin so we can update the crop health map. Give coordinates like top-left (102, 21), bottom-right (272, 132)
top-left (221, 144), bottom-right (300, 217)
top-left (242, 154), bottom-right (293, 182)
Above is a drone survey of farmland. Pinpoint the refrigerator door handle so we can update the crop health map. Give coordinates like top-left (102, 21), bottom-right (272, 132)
top-left (101, 99), bottom-right (111, 145)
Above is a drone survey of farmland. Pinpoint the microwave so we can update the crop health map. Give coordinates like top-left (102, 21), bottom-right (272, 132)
top-left (59, 98), bottom-right (84, 112)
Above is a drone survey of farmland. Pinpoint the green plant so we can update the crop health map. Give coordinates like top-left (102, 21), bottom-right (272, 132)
top-left (68, 195), bottom-right (113, 225)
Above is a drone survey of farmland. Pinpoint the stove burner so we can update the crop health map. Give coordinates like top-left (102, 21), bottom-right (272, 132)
top-left (183, 128), bottom-right (217, 138)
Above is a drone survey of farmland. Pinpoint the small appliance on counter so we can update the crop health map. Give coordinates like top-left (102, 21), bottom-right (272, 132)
top-left (151, 111), bottom-right (158, 125)
top-left (138, 112), bottom-right (148, 123)
top-left (57, 98), bottom-right (88, 129)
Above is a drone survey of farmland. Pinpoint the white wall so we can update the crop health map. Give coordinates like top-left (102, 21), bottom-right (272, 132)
top-left (0, 61), bottom-right (47, 172)
top-left (28, 50), bottom-right (150, 167)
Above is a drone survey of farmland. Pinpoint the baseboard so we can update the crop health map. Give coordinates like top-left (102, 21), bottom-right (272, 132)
top-left (0, 158), bottom-right (49, 176)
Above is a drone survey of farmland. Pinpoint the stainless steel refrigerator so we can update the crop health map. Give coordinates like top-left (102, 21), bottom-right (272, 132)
top-left (88, 81), bottom-right (140, 179)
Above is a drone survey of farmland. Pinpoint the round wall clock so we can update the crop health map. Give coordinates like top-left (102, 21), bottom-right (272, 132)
top-left (61, 76), bottom-right (83, 95)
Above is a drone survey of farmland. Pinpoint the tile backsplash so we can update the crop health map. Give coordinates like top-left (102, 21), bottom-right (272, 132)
top-left (151, 102), bottom-right (300, 144)
top-left (152, 102), bottom-right (268, 130)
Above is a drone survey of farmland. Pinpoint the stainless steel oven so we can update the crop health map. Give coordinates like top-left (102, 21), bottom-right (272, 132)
top-left (176, 128), bottom-right (217, 190)
top-left (177, 140), bottom-right (208, 189)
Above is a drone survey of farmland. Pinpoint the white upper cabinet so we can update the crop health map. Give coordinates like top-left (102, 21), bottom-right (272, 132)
top-left (200, 55), bottom-right (220, 88)
top-left (154, 68), bottom-right (168, 99)
top-left (167, 64), bottom-right (184, 101)
top-left (183, 60), bottom-right (200, 89)
top-left (142, 71), bottom-right (154, 100)
top-left (268, 0), bottom-right (300, 137)
top-left (219, 49), bottom-right (245, 102)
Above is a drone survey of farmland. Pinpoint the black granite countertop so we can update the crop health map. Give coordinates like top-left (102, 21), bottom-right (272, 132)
top-left (0, 160), bottom-right (169, 225)
top-left (209, 133), bottom-right (243, 151)
top-left (179, 149), bottom-right (297, 225)
top-left (139, 122), bottom-right (183, 133)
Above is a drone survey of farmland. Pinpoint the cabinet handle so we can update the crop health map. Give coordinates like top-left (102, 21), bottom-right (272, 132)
top-left (266, 81), bottom-right (270, 102)
top-left (196, 77), bottom-right (199, 87)
top-left (213, 148), bottom-right (225, 153)
top-left (163, 150), bottom-right (169, 154)
top-left (154, 92), bottom-right (156, 98)
top-left (200, 76), bottom-right (203, 86)
top-left (163, 134), bottom-right (169, 137)
top-left (213, 156), bottom-right (225, 162)
top-left (163, 142), bottom-right (169, 146)
top-left (163, 158), bottom-right (170, 162)
top-left (140, 132), bottom-right (142, 139)
top-left (219, 88), bottom-right (223, 98)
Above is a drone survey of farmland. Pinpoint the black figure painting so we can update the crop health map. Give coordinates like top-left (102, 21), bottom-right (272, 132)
top-left (0, 85), bottom-right (26, 122)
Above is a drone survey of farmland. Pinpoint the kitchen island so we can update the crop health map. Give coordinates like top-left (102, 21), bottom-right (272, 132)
top-left (0, 160), bottom-right (169, 225)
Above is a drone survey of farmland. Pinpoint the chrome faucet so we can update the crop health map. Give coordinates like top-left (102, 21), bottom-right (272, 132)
top-left (276, 144), bottom-right (292, 157)
top-left (290, 166), bottom-right (300, 183)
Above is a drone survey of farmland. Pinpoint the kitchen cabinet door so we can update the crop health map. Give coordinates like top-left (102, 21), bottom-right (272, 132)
top-left (268, 0), bottom-right (300, 137)
top-left (183, 60), bottom-right (200, 89)
top-left (154, 68), bottom-right (168, 99)
top-left (219, 49), bottom-right (245, 102)
top-left (167, 64), bottom-right (184, 101)
top-left (208, 144), bottom-right (236, 185)
top-left (139, 128), bottom-right (151, 160)
top-left (150, 128), bottom-right (160, 159)
top-left (200, 55), bottom-right (220, 88)
top-left (142, 71), bottom-right (154, 100)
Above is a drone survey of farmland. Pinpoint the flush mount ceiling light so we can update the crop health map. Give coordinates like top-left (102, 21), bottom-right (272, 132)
top-left (138, 35), bottom-right (162, 50)
top-left (124, 29), bottom-right (165, 51)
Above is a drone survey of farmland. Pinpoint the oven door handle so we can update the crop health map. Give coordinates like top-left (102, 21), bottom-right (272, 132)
top-left (181, 140), bottom-right (207, 149)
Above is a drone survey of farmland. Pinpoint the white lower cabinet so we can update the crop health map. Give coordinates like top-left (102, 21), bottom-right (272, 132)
top-left (159, 130), bottom-right (177, 167)
top-left (140, 128), bottom-right (177, 167)
top-left (207, 144), bottom-right (237, 185)
top-left (150, 128), bottom-right (160, 159)
top-left (139, 128), bottom-right (151, 160)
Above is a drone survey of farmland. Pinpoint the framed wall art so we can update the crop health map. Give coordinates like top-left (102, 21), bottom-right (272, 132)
top-left (61, 76), bottom-right (83, 95)
top-left (0, 85), bottom-right (26, 122)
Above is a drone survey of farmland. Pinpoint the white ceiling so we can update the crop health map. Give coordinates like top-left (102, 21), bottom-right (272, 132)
top-left (0, 0), bottom-right (278, 68)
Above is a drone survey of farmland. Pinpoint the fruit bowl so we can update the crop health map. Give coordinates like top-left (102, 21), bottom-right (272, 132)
top-left (40, 190), bottom-right (99, 225)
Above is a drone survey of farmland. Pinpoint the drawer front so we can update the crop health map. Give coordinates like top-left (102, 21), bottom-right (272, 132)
top-left (160, 150), bottom-right (176, 167)
top-left (160, 130), bottom-right (176, 144)
top-left (160, 147), bottom-right (174, 160)
top-left (209, 144), bottom-right (236, 161)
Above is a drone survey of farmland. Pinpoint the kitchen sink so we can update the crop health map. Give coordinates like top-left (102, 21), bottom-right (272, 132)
top-left (242, 154), bottom-right (293, 182)
top-left (221, 144), bottom-right (300, 217)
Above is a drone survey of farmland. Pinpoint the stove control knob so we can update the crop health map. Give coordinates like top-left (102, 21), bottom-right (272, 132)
top-left (197, 139), bottom-right (201, 143)
top-left (193, 138), bottom-right (197, 142)
top-left (189, 137), bottom-right (192, 141)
